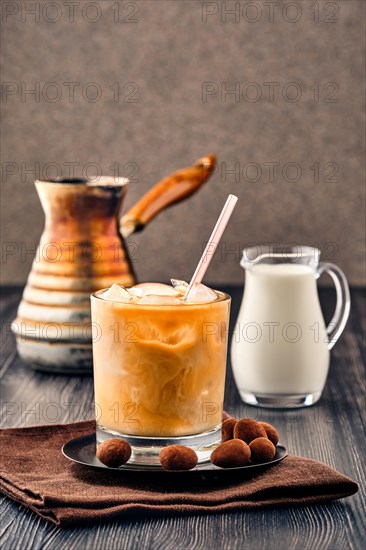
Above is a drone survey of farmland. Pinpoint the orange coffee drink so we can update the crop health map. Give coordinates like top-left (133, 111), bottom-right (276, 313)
top-left (91, 281), bottom-right (231, 464)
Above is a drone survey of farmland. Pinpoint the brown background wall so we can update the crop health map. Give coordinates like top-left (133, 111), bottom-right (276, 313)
top-left (1, 0), bottom-right (365, 286)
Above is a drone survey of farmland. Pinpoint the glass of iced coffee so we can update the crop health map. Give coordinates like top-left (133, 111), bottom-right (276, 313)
top-left (91, 281), bottom-right (231, 464)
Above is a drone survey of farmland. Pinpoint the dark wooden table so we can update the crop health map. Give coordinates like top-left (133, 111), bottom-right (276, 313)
top-left (1, 286), bottom-right (365, 550)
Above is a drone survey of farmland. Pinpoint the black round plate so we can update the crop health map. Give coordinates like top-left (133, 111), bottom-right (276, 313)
top-left (62, 433), bottom-right (287, 476)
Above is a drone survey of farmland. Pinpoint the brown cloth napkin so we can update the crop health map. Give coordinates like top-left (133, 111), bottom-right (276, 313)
top-left (0, 420), bottom-right (358, 526)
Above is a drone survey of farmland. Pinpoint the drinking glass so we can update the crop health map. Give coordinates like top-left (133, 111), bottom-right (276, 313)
top-left (91, 290), bottom-right (231, 463)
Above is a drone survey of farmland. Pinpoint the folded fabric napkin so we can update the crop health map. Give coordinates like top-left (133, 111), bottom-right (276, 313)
top-left (0, 420), bottom-right (358, 526)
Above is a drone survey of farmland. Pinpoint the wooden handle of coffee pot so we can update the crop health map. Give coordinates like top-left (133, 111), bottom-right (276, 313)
top-left (120, 154), bottom-right (216, 238)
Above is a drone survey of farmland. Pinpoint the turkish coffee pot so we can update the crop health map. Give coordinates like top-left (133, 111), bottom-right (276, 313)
top-left (12, 155), bottom-right (216, 373)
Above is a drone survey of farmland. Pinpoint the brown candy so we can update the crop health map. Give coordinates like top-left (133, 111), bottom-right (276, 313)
top-left (249, 437), bottom-right (276, 463)
top-left (259, 422), bottom-right (279, 445)
top-left (96, 438), bottom-right (132, 467)
top-left (160, 445), bottom-right (198, 471)
top-left (233, 418), bottom-right (267, 444)
top-left (222, 411), bottom-right (233, 421)
top-left (211, 439), bottom-right (251, 468)
top-left (222, 418), bottom-right (237, 442)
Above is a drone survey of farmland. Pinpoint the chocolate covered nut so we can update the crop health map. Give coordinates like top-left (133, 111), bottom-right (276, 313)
top-left (249, 437), bottom-right (276, 463)
top-left (259, 422), bottom-right (279, 445)
top-left (233, 418), bottom-right (267, 444)
top-left (222, 411), bottom-right (233, 421)
top-left (211, 439), bottom-right (251, 468)
top-left (96, 438), bottom-right (132, 467)
top-left (160, 445), bottom-right (198, 471)
top-left (222, 418), bottom-right (237, 442)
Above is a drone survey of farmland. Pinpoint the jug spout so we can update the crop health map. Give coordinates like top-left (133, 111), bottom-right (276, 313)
top-left (240, 244), bottom-right (320, 271)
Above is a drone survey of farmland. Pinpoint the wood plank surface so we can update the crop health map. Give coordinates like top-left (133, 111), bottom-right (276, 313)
top-left (0, 286), bottom-right (365, 550)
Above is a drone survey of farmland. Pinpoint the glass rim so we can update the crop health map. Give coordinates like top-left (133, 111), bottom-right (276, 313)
top-left (91, 288), bottom-right (231, 307)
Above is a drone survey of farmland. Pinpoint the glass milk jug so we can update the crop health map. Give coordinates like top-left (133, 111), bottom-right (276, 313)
top-left (231, 245), bottom-right (350, 408)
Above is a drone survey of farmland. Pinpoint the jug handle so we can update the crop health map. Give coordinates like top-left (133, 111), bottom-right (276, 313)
top-left (120, 154), bottom-right (216, 238)
top-left (317, 262), bottom-right (351, 350)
